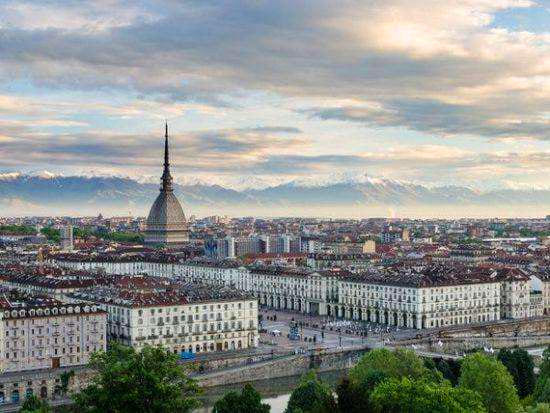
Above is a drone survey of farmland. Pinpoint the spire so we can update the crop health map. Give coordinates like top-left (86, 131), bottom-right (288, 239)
top-left (164, 121), bottom-right (169, 169)
top-left (161, 121), bottom-right (173, 192)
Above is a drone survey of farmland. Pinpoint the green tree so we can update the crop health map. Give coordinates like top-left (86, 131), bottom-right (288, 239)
top-left (497, 348), bottom-right (535, 398)
top-left (350, 348), bottom-right (440, 384)
top-left (459, 352), bottom-right (521, 413)
top-left (370, 377), bottom-right (486, 413)
top-left (338, 348), bottom-right (442, 413)
top-left (534, 347), bottom-right (550, 403)
top-left (19, 395), bottom-right (51, 413)
top-left (285, 371), bottom-right (336, 413)
top-left (336, 373), bottom-right (383, 413)
top-left (73, 344), bottom-right (200, 413)
top-left (59, 370), bottom-right (75, 396)
top-left (0, 225), bottom-right (36, 236)
top-left (528, 403), bottom-right (550, 413)
top-left (40, 227), bottom-right (60, 243)
top-left (213, 383), bottom-right (270, 413)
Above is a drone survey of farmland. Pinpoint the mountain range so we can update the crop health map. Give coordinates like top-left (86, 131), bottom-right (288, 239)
top-left (1, 173), bottom-right (549, 218)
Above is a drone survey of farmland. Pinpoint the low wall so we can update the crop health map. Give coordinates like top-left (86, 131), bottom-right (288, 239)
top-left (196, 348), bottom-right (365, 387)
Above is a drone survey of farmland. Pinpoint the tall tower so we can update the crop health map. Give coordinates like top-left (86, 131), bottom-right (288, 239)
top-left (60, 225), bottom-right (73, 251)
top-left (144, 123), bottom-right (189, 247)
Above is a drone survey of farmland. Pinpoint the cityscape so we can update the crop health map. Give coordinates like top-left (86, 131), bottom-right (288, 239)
top-left (0, 1), bottom-right (549, 413)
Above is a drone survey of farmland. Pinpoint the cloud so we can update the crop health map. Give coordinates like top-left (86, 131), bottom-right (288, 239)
top-left (305, 99), bottom-right (550, 140)
top-left (0, 0), bottom-right (548, 191)
top-left (0, 125), bottom-right (308, 172)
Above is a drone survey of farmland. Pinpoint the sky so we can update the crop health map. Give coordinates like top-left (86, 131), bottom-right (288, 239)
top-left (0, 0), bottom-right (549, 190)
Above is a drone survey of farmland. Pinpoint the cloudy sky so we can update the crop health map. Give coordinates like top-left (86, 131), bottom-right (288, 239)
top-left (0, 0), bottom-right (549, 190)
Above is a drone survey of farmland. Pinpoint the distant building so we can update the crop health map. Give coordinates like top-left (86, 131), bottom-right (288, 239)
top-left (363, 240), bottom-right (376, 254)
top-left (60, 226), bottom-right (73, 251)
top-left (217, 236), bottom-right (236, 259)
top-left (144, 124), bottom-right (189, 247)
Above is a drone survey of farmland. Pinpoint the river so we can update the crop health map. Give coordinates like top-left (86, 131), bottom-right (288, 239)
top-left (194, 370), bottom-right (347, 413)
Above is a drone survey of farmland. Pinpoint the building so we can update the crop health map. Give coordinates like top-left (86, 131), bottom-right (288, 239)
top-left (60, 226), bottom-right (73, 252)
top-left (216, 236), bottom-right (236, 259)
top-left (144, 124), bottom-right (189, 247)
top-left (0, 291), bottom-right (106, 373)
top-left (336, 266), bottom-right (501, 329)
top-left (70, 276), bottom-right (258, 354)
top-left (52, 253), bottom-right (547, 329)
top-left (363, 240), bottom-right (376, 254)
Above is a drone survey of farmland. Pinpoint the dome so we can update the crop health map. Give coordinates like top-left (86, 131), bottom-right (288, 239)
top-left (146, 191), bottom-right (186, 230)
top-left (144, 123), bottom-right (189, 246)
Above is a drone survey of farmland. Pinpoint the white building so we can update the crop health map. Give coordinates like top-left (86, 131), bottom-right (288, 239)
top-left (70, 278), bottom-right (259, 354)
top-left (52, 253), bottom-right (545, 330)
top-left (0, 293), bottom-right (106, 373)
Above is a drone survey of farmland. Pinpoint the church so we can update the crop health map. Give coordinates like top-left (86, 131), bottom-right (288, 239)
top-left (144, 124), bottom-right (189, 247)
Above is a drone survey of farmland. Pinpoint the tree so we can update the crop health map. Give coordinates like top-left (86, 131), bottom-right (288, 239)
top-left (213, 383), bottom-right (270, 413)
top-left (459, 352), bottom-right (521, 413)
top-left (497, 348), bottom-right (535, 398)
top-left (534, 347), bottom-right (550, 403)
top-left (527, 403), bottom-right (550, 413)
top-left (338, 348), bottom-right (442, 413)
top-left (73, 344), bottom-right (200, 413)
top-left (59, 370), bottom-right (75, 396)
top-left (428, 358), bottom-right (461, 386)
top-left (285, 371), bottom-right (336, 413)
top-left (19, 395), bottom-right (51, 413)
top-left (370, 377), bottom-right (485, 413)
top-left (40, 227), bottom-right (60, 243)
top-left (349, 348), bottom-right (440, 384)
top-left (336, 374), bottom-right (380, 413)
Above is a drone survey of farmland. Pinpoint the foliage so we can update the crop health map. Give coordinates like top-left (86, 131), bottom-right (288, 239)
top-left (0, 225), bottom-right (36, 236)
top-left (93, 228), bottom-right (144, 243)
top-left (337, 348), bottom-right (444, 412)
top-left (285, 371), bottom-right (337, 413)
top-left (350, 348), bottom-right (442, 384)
top-left (335, 372), bottom-right (385, 413)
top-left (73, 344), bottom-right (200, 413)
top-left (370, 377), bottom-right (486, 413)
top-left (19, 395), bottom-right (51, 413)
top-left (40, 227), bottom-right (60, 243)
top-left (432, 358), bottom-right (461, 386)
top-left (497, 348), bottom-right (535, 398)
top-left (213, 383), bottom-right (270, 413)
top-left (527, 403), bottom-right (550, 413)
top-left (59, 370), bottom-right (75, 395)
top-left (534, 347), bottom-right (550, 403)
top-left (458, 352), bottom-right (521, 413)
top-left (73, 227), bottom-right (93, 239)
top-left (535, 377), bottom-right (550, 404)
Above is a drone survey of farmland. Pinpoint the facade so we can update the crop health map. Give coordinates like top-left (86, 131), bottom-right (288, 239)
top-left (238, 268), bottom-right (329, 316)
top-left (336, 269), bottom-right (501, 329)
top-left (70, 279), bottom-right (258, 354)
top-left (144, 124), bottom-right (189, 247)
top-left (0, 293), bottom-right (106, 373)
top-left (53, 254), bottom-right (546, 330)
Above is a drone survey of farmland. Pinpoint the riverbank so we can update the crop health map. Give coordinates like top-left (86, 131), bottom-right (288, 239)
top-left (194, 369), bottom-right (347, 413)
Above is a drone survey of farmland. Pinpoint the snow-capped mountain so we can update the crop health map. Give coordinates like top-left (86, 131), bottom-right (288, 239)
top-left (0, 173), bottom-right (549, 217)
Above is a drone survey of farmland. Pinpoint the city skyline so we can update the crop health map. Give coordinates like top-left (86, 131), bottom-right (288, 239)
top-left (1, 1), bottom-right (550, 218)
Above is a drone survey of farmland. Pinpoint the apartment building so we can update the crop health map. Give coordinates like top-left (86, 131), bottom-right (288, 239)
top-left (0, 291), bottom-right (106, 373)
top-left (70, 276), bottom-right (258, 353)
